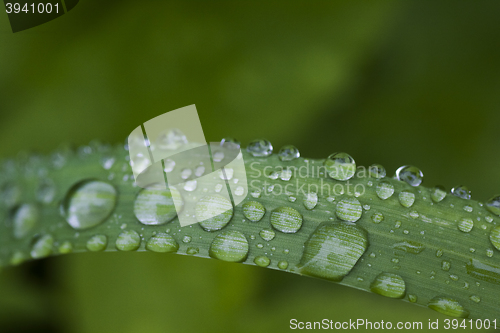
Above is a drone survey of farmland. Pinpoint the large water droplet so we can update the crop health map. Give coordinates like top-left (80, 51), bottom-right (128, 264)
top-left (146, 233), bottom-right (179, 253)
top-left (299, 222), bottom-right (368, 282)
top-left (196, 195), bottom-right (233, 231)
top-left (247, 139), bottom-right (273, 157)
top-left (324, 152), bottom-right (356, 181)
top-left (451, 186), bottom-right (471, 200)
top-left (376, 181), bottom-right (394, 200)
top-left (466, 259), bottom-right (500, 285)
top-left (457, 218), bottom-right (473, 233)
top-left (278, 145), bottom-right (300, 161)
top-left (134, 187), bottom-right (182, 225)
top-left (398, 191), bottom-right (415, 208)
top-left (304, 192), bottom-right (318, 210)
top-left (428, 297), bottom-right (469, 318)
top-left (61, 180), bottom-right (117, 230)
top-left (30, 234), bottom-right (54, 259)
top-left (370, 272), bottom-right (406, 298)
top-left (242, 201), bottom-right (266, 222)
top-left (336, 197), bottom-right (362, 222)
top-left (12, 204), bottom-right (39, 239)
top-left (395, 166), bottom-right (423, 186)
top-left (116, 230), bottom-right (141, 251)
top-left (270, 207), bottom-right (303, 233)
top-left (368, 164), bottom-right (386, 179)
top-left (86, 235), bottom-right (108, 252)
top-left (431, 186), bottom-right (447, 203)
top-left (209, 230), bottom-right (249, 262)
top-left (489, 226), bottom-right (500, 251)
top-left (486, 195), bottom-right (500, 216)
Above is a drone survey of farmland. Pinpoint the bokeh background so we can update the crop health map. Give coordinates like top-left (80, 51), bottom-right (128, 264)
top-left (1, 1), bottom-right (500, 332)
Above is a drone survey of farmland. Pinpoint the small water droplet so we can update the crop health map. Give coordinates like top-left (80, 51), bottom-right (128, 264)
top-left (182, 235), bottom-right (192, 243)
top-left (181, 168), bottom-right (192, 180)
top-left (270, 207), bottom-right (303, 233)
top-left (220, 137), bottom-right (241, 148)
top-left (371, 212), bottom-right (384, 224)
top-left (451, 186), bottom-right (471, 200)
top-left (212, 151), bottom-right (225, 162)
top-left (441, 261), bottom-right (451, 271)
top-left (101, 156), bottom-right (115, 170)
top-left (30, 234), bottom-right (54, 259)
top-left (430, 186), bottom-right (447, 203)
top-left (254, 256), bottom-right (271, 267)
top-left (398, 191), bottom-right (415, 208)
top-left (395, 165), bottom-right (423, 186)
top-left (457, 218), bottom-right (474, 233)
top-left (278, 145), bottom-right (300, 161)
top-left (408, 294), bottom-right (417, 303)
top-left (259, 228), bottom-right (276, 241)
top-left (368, 164), bottom-right (386, 179)
top-left (36, 180), bottom-right (56, 204)
top-left (251, 189), bottom-right (262, 198)
top-left (194, 166), bottom-right (205, 177)
top-left (428, 297), bottom-right (469, 318)
top-left (463, 205), bottom-right (473, 213)
top-left (370, 272), bottom-right (406, 298)
top-left (134, 187), bottom-right (182, 225)
top-left (116, 230), bottom-right (141, 251)
top-left (155, 129), bottom-right (188, 150)
top-left (280, 169), bottom-right (292, 181)
top-left (486, 195), bottom-right (500, 216)
top-left (242, 201), bottom-right (266, 222)
top-left (466, 259), bottom-right (500, 285)
top-left (163, 159), bottom-right (176, 173)
top-left (376, 181), bottom-right (394, 200)
top-left (209, 231), bottom-right (249, 262)
top-left (86, 235), bottom-right (108, 252)
top-left (186, 247), bottom-right (199, 255)
top-left (58, 241), bottom-right (73, 254)
top-left (183, 180), bottom-right (198, 192)
top-left (304, 192), bottom-right (318, 210)
top-left (247, 139), bottom-right (273, 157)
top-left (336, 197), bottom-right (362, 222)
top-left (469, 295), bottom-right (481, 303)
top-left (196, 195), bottom-right (233, 231)
top-left (288, 196), bottom-right (297, 203)
top-left (486, 249), bottom-right (494, 257)
top-left (489, 226), bottom-right (500, 251)
top-left (436, 249), bottom-right (444, 257)
top-left (278, 261), bottom-right (289, 270)
top-left (12, 204), bottom-right (39, 239)
top-left (409, 211), bottom-right (419, 219)
top-left (324, 152), bottom-right (356, 181)
top-left (146, 233), bottom-right (179, 253)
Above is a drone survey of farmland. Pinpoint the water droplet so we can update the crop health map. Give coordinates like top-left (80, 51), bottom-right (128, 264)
top-left (196, 195), bottom-right (233, 231)
top-left (10, 251), bottom-right (27, 266)
top-left (234, 186), bottom-right (245, 196)
top-left (441, 261), bottom-right (451, 271)
top-left (371, 212), bottom-right (384, 224)
top-left (430, 186), bottom-right (447, 203)
top-left (485, 215), bottom-right (494, 223)
top-left (324, 152), bottom-right (356, 181)
top-left (86, 235), bottom-right (108, 251)
top-left (247, 139), bottom-right (273, 157)
top-left (30, 234), bottom-right (54, 259)
top-left (451, 186), bottom-right (471, 200)
top-left (242, 201), bottom-right (266, 222)
top-left (278, 145), bottom-right (300, 161)
top-left (101, 156), bottom-right (115, 170)
top-left (336, 197), bottom-right (362, 222)
top-left (267, 171), bottom-right (279, 180)
top-left (304, 192), bottom-right (318, 210)
top-left (489, 226), bottom-right (500, 251)
top-left (254, 256), bottom-right (270, 267)
top-left (134, 187), bottom-right (182, 225)
top-left (486, 249), bottom-right (494, 257)
top-left (395, 165), bottom-right (423, 186)
top-left (288, 196), bottom-right (297, 203)
top-left (463, 205), bottom-right (473, 213)
top-left (280, 169), bottom-right (292, 181)
top-left (428, 297), bottom-right (469, 318)
top-left (368, 164), bottom-right (386, 179)
top-left (299, 222), bottom-right (368, 282)
top-left (163, 159), bottom-right (175, 173)
top-left (182, 235), bottom-right (192, 243)
top-left (212, 151), bottom-right (225, 162)
top-left (408, 294), bottom-right (417, 303)
top-left (209, 230), bottom-right (249, 262)
top-left (146, 233), bottom-right (179, 253)
top-left (376, 181), bottom-right (394, 200)
top-left (251, 190), bottom-right (262, 198)
top-left (116, 230), bottom-right (141, 251)
top-left (155, 129), bottom-right (188, 150)
top-left (183, 180), bottom-right (198, 192)
top-left (1, 183), bottom-right (21, 208)
top-left (181, 168), bottom-right (192, 180)
top-left (449, 274), bottom-right (459, 281)
top-left (219, 168), bottom-right (234, 180)
top-left (259, 228), bottom-right (276, 241)
top-left (12, 204), bottom-right (39, 239)
top-left (61, 180), bottom-right (117, 230)
top-left (58, 241), bottom-right (73, 254)
top-left (215, 184), bottom-right (223, 192)
top-left (194, 166), bottom-right (205, 177)
top-left (256, 243), bottom-right (264, 249)
top-left (395, 221), bottom-right (402, 228)
top-left (486, 195), bottom-right (500, 216)
top-left (392, 241), bottom-right (425, 254)
top-left (278, 261), bottom-right (289, 270)
top-left (363, 204), bottom-right (371, 211)
top-left (398, 191), bottom-right (415, 208)
top-left (370, 272), bottom-right (406, 298)
top-left (436, 249), bottom-right (444, 257)
top-left (469, 295), bottom-right (481, 303)
top-left (36, 180), bottom-right (56, 204)
top-left (270, 207), bottom-right (303, 233)
top-left (409, 211), bottom-right (419, 219)
top-left (457, 218), bottom-right (474, 233)
top-left (186, 247), bottom-right (199, 255)
top-left (466, 258), bottom-right (500, 285)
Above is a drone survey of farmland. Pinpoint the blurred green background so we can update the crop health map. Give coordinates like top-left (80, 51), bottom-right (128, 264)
top-left (1, 1), bottom-right (500, 332)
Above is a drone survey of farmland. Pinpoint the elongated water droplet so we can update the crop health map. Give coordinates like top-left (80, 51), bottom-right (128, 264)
top-left (247, 139), bottom-right (273, 157)
top-left (469, 295), bottom-right (481, 303)
top-left (457, 218), bottom-right (473, 233)
top-left (489, 226), bottom-right (500, 251)
top-left (299, 222), bottom-right (368, 282)
top-left (134, 187), bottom-right (182, 225)
top-left (31, 234), bottom-right (54, 259)
top-left (209, 230), bottom-right (249, 262)
top-left (324, 152), bottom-right (356, 181)
top-left (336, 197), bottom-right (362, 222)
top-left (370, 272), bottom-right (406, 298)
top-left (62, 180), bottom-right (117, 230)
top-left (392, 240), bottom-right (425, 254)
top-left (376, 181), bottom-right (394, 200)
top-left (146, 233), bottom-right (179, 253)
top-left (270, 207), bottom-right (303, 233)
top-left (304, 192), bottom-right (318, 210)
top-left (398, 191), bottom-right (415, 208)
top-left (395, 165), bottom-right (423, 186)
top-left (466, 259), bottom-right (500, 285)
top-left (278, 145), bottom-right (300, 161)
top-left (12, 204), bottom-right (39, 239)
top-left (259, 228), bottom-right (276, 241)
top-left (116, 230), bottom-right (141, 251)
top-left (451, 186), bottom-right (471, 200)
top-left (431, 186), bottom-right (447, 203)
top-left (428, 297), bottom-right (469, 318)
top-left (254, 256), bottom-right (270, 267)
top-left (486, 195), bottom-right (500, 216)
top-left (86, 235), bottom-right (108, 252)
top-left (368, 164), bottom-right (386, 179)
top-left (242, 201), bottom-right (266, 222)
top-left (196, 195), bottom-right (233, 231)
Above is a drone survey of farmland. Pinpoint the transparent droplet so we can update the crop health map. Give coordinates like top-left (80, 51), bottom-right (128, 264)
top-left (299, 222), bottom-right (368, 282)
top-left (184, 180), bottom-right (198, 192)
top-left (181, 168), bottom-right (192, 180)
top-left (370, 272), bottom-right (406, 299)
top-left (61, 180), bottom-right (117, 230)
top-left (392, 240), bottom-right (425, 254)
top-left (195, 195), bottom-right (233, 231)
top-left (267, 171), bottom-right (279, 180)
top-left (254, 256), bottom-right (270, 267)
top-left (428, 297), bottom-right (469, 318)
top-left (250, 189), bottom-right (262, 198)
top-left (463, 205), bottom-right (473, 213)
top-left (280, 169), bottom-right (292, 181)
top-left (234, 186), bottom-right (245, 196)
top-left (368, 164), bottom-right (386, 179)
top-left (371, 212), bottom-right (384, 224)
top-left (398, 190), bottom-right (415, 208)
top-left (146, 233), bottom-right (179, 253)
top-left (1, 183), bottom-right (21, 208)
top-left (270, 207), bottom-right (303, 233)
top-left (469, 295), bottom-right (481, 303)
top-left (209, 230), bottom-right (249, 262)
top-left (259, 228), bottom-right (276, 241)
top-left (408, 295), bottom-right (417, 303)
top-left (431, 186), bottom-right (447, 203)
top-left (186, 247), bottom-right (199, 255)
top-left (155, 129), bottom-right (188, 150)
top-left (182, 235), bottom-right (192, 243)
top-left (134, 187), bottom-right (182, 225)
top-left (219, 168), bottom-right (233, 180)
top-left (441, 261), bottom-right (451, 271)
top-left (486, 195), bottom-right (500, 216)
top-left (395, 165), bottom-right (423, 186)
top-left (116, 230), bottom-right (141, 251)
top-left (30, 234), bottom-right (54, 259)
top-left (457, 218), bottom-right (474, 233)
top-left (101, 156), bottom-right (115, 170)
top-left (242, 201), bottom-right (266, 222)
top-left (324, 152), bottom-right (356, 181)
top-left (376, 181), bottom-right (394, 200)
top-left (213, 151), bottom-right (225, 162)
top-left (336, 197), bottom-right (362, 222)
top-left (304, 192), bottom-right (318, 210)
top-left (220, 137), bottom-right (241, 149)
top-left (163, 159), bottom-right (176, 173)
top-left (36, 179), bottom-right (56, 204)
top-left (278, 145), bottom-right (300, 161)
top-left (58, 241), bottom-right (73, 254)
top-left (86, 235), bottom-right (108, 252)
top-left (12, 204), bottom-right (39, 239)
top-left (247, 139), bottom-right (273, 157)
top-left (490, 226), bottom-right (500, 251)
top-left (451, 186), bottom-right (471, 200)
top-left (194, 165), bottom-right (205, 177)
top-left (278, 261), bottom-right (289, 270)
